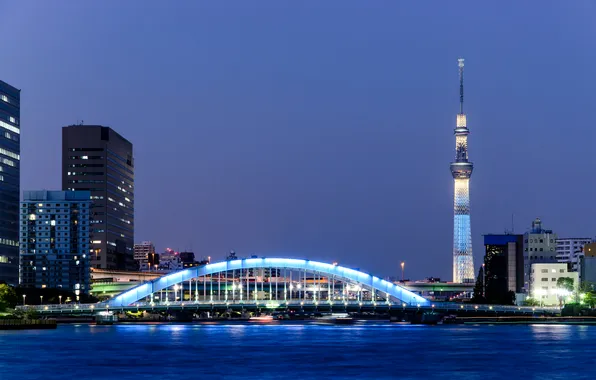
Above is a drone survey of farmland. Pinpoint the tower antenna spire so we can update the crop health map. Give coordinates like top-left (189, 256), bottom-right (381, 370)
top-left (458, 58), bottom-right (464, 114)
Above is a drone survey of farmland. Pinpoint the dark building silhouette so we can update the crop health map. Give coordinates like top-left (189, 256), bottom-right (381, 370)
top-left (0, 80), bottom-right (20, 285)
top-left (62, 125), bottom-right (134, 270)
top-left (481, 234), bottom-right (524, 303)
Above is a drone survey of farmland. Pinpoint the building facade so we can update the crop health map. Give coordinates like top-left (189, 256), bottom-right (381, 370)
top-left (450, 58), bottom-right (475, 283)
top-left (523, 218), bottom-right (557, 292)
top-left (530, 263), bottom-right (578, 306)
top-left (62, 125), bottom-right (134, 271)
top-left (483, 234), bottom-right (524, 302)
top-left (581, 243), bottom-right (596, 289)
top-left (0, 80), bottom-right (20, 285)
top-left (158, 248), bottom-right (182, 272)
top-left (19, 191), bottom-right (91, 294)
top-left (134, 241), bottom-right (157, 271)
top-left (556, 238), bottom-right (592, 272)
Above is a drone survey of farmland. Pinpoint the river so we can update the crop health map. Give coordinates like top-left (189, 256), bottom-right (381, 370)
top-left (0, 322), bottom-right (594, 379)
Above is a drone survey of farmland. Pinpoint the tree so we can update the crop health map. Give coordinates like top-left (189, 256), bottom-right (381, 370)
top-left (557, 277), bottom-right (574, 292)
top-left (523, 298), bottom-right (540, 307)
top-left (584, 292), bottom-right (596, 309)
top-left (0, 284), bottom-right (18, 311)
top-left (556, 277), bottom-right (575, 306)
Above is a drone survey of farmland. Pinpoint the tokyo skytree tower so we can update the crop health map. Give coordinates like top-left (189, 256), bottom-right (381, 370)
top-left (450, 58), bottom-right (475, 283)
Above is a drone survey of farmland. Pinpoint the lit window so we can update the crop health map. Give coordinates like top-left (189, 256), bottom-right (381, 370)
top-left (0, 120), bottom-right (19, 134)
top-left (1, 95), bottom-right (7, 102)
top-left (81, 156), bottom-right (88, 159)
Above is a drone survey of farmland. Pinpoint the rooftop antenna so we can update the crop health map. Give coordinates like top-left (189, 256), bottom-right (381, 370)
top-left (511, 213), bottom-right (515, 234)
top-left (458, 58), bottom-right (465, 114)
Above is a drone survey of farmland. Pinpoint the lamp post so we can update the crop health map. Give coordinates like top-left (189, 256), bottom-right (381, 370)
top-left (59, 295), bottom-right (62, 305)
top-left (40, 295), bottom-right (43, 305)
top-left (22, 294), bottom-right (26, 306)
top-left (400, 262), bottom-right (405, 282)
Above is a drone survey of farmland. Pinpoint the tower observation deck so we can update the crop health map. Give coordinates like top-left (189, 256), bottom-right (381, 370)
top-left (450, 58), bottom-right (475, 283)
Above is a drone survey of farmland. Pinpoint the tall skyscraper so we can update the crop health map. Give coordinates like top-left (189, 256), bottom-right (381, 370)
top-left (62, 125), bottom-right (134, 271)
top-left (0, 80), bottom-right (20, 285)
top-left (450, 58), bottom-right (475, 283)
top-left (19, 190), bottom-right (91, 294)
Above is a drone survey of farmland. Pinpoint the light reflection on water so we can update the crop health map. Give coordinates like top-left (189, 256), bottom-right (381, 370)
top-left (1, 323), bottom-right (595, 379)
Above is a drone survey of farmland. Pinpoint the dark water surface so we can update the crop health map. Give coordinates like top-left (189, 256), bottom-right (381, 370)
top-left (0, 322), bottom-right (594, 379)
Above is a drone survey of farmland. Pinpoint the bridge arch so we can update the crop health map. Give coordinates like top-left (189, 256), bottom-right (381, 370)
top-left (108, 258), bottom-right (430, 307)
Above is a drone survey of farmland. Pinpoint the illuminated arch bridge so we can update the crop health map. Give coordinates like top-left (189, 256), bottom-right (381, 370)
top-left (108, 258), bottom-right (430, 307)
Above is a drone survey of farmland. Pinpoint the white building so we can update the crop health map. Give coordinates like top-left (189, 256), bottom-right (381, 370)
top-left (556, 238), bottom-right (592, 272)
top-left (133, 241), bottom-right (156, 271)
top-left (158, 248), bottom-right (182, 272)
top-left (530, 263), bottom-right (578, 306)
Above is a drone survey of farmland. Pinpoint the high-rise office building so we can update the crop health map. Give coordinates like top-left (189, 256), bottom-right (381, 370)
top-left (450, 58), bottom-right (475, 283)
top-left (0, 80), bottom-right (20, 285)
top-left (62, 125), bottom-right (134, 270)
top-left (19, 190), bottom-right (91, 294)
top-left (523, 218), bottom-right (557, 292)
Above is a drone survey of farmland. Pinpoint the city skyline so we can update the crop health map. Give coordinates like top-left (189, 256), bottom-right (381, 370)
top-left (2, 2), bottom-right (596, 280)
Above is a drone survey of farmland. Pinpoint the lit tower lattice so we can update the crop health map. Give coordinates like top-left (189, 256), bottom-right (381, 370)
top-left (450, 58), bottom-right (475, 283)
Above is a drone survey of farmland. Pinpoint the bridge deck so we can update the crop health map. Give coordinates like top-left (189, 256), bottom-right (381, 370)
top-left (25, 301), bottom-right (560, 316)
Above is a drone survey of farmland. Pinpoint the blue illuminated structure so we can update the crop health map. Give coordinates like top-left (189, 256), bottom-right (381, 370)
top-left (108, 258), bottom-right (430, 307)
top-left (450, 59), bottom-right (475, 283)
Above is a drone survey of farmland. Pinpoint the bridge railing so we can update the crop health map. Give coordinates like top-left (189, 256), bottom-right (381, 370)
top-left (20, 300), bottom-right (561, 315)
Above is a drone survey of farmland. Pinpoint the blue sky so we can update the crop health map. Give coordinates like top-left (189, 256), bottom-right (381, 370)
top-left (2, 1), bottom-right (596, 280)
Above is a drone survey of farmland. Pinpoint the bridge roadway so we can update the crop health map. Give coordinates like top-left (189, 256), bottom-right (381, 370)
top-left (29, 300), bottom-right (560, 317)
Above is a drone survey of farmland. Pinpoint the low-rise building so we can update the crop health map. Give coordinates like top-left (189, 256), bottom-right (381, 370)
top-left (158, 248), bottom-right (182, 272)
top-left (134, 241), bottom-right (158, 271)
top-left (523, 218), bottom-right (557, 292)
top-left (556, 238), bottom-right (592, 272)
top-left (530, 263), bottom-right (578, 306)
top-left (581, 243), bottom-right (596, 289)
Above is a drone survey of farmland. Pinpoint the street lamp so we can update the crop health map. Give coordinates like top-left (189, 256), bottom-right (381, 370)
top-left (22, 294), bottom-right (26, 306)
top-left (400, 262), bottom-right (405, 282)
top-left (40, 295), bottom-right (43, 305)
top-left (400, 261), bottom-right (406, 282)
top-left (59, 295), bottom-right (62, 305)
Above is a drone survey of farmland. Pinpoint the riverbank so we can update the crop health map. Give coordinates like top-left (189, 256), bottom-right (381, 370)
top-left (449, 316), bottom-right (596, 325)
top-left (0, 319), bottom-right (57, 330)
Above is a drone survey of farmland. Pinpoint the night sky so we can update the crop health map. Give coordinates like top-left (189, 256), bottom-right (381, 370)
top-left (2, 1), bottom-right (595, 280)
